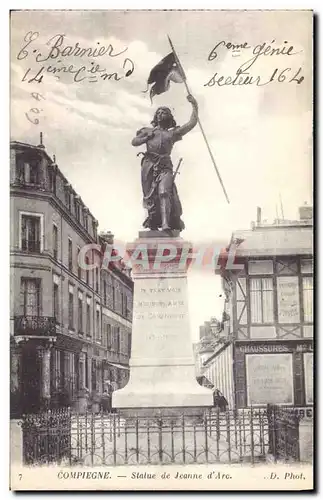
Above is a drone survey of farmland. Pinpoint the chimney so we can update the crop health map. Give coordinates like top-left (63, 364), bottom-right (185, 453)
top-left (38, 132), bottom-right (45, 149)
top-left (257, 207), bottom-right (261, 224)
top-left (299, 203), bottom-right (313, 221)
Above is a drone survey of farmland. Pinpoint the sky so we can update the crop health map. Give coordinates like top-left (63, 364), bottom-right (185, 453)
top-left (10, 10), bottom-right (312, 340)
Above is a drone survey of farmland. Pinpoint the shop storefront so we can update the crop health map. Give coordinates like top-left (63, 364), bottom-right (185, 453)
top-left (234, 340), bottom-right (313, 408)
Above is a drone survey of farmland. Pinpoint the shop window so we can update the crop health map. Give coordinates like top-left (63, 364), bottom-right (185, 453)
top-left (304, 353), bottom-right (313, 404)
top-left (246, 353), bottom-right (294, 405)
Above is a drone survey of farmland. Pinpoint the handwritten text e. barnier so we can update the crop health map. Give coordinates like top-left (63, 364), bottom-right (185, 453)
top-left (17, 32), bottom-right (135, 84)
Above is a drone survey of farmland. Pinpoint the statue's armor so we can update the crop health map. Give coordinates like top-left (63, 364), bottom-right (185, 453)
top-left (136, 126), bottom-right (184, 231)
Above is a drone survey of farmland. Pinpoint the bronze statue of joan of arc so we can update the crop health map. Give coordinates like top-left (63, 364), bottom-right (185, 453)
top-left (131, 94), bottom-right (198, 232)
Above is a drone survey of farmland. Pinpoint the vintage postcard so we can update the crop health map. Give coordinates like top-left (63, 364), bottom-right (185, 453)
top-left (9, 9), bottom-right (313, 491)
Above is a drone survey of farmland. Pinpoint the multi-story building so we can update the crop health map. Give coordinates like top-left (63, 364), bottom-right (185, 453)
top-left (202, 206), bottom-right (313, 409)
top-left (10, 137), bottom-right (133, 415)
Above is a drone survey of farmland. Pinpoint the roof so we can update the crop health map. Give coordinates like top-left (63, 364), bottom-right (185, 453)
top-left (11, 140), bottom-right (53, 164)
top-left (231, 225), bottom-right (313, 257)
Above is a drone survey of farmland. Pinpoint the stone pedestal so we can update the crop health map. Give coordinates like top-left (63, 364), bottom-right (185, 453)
top-left (112, 232), bottom-right (213, 409)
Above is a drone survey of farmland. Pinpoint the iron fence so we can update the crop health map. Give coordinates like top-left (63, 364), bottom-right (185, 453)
top-left (18, 406), bottom-right (286, 466)
top-left (267, 404), bottom-right (300, 462)
top-left (21, 407), bottom-right (72, 465)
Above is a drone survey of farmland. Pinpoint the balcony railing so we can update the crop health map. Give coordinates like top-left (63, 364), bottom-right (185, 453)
top-left (21, 239), bottom-right (41, 253)
top-left (12, 178), bottom-right (46, 190)
top-left (14, 316), bottom-right (56, 337)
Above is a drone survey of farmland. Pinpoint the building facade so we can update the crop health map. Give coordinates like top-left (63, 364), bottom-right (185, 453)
top-left (202, 207), bottom-right (313, 409)
top-left (10, 139), bottom-right (133, 415)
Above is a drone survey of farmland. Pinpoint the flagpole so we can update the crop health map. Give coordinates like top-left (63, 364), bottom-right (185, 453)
top-left (167, 35), bottom-right (230, 204)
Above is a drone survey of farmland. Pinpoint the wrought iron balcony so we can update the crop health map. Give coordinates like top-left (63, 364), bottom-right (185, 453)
top-left (11, 177), bottom-right (46, 191)
top-left (21, 239), bottom-right (41, 253)
top-left (14, 316), bottom-right (56, 337)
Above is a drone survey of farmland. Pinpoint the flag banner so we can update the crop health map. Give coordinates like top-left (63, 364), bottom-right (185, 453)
top-left (144, 52), bottom-right (185, 102)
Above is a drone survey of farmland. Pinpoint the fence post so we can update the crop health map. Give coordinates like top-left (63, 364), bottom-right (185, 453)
top-left (204, 414), bottom-right (209, 463)
top-left (158, 418), bottom-right (163, 463)
top-left (250, 406), bottom-right (254, 464)
top-left (226, 409), bottom-right (231, 462)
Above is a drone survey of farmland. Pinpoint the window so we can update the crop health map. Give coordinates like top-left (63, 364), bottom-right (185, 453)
top-left (84, 214), bottom-right (88, 231)
top-left (127, 332), bottom-right (131, 357)
top-left (121, 330), bottom-right (126, 355)
top-left (85, 256), bottom-right (90, 285)
top-left (124, 293), bottom-right (128, 318)
top-left (75, 201), bottom-right (80, 221)
top-left (277, 276), bottom-right (300, 324)
top-left (19, 159), bottom-right (40, 184)
top-left (53, 224), bottom-right (58, 260)
top-left (21, 278), bottom-right (40, 316)
top-left (301, 259), bottom-right (313, 274)
top-left (68, 289), bottom-right (74, 330)
top-left (65, 189), bottom-right (71, 210)
top-left (115, 326), bottom-right (120, 353)
top-left (92, 220), bottom-right (97, 240)
top-left (49, 165), bottom-right (56, 193)
top-left (103, 280), bottom-right (107, 305)
top-left (74, 353), bottom-right (80, 393)
top-left (250, 278), bottom-right (274, 324)
top-left (21, 214), bottom-right (41, 253)
top-left (92, 360), bottom-right (97, 392)
top-left (95, 267), bottom-right (99, 293)
top-left (53, 283), bottom-right (59, 322)
top-left (303, 277), bottom-right (313, 323)
top-left (112, 280), bottom-right (116, 309)
top-left (304, 353), bottom-right (313, 404)
top-left (68, 238), bottom-right (73, 271)
top-left (106, 324), bottom-right (112, 350)
top-left (246, 354), bottom-right (294, 405)
top-left (96, 309), bottom-right (100, 340)
top-left (78, 293), bottom-right (83, 334)
top-left (85, 354), bottom-right (89, 389)
top-left (86, 301), bottom-right (91, 336)
top-left (77, 247), bottom-right (82, 279)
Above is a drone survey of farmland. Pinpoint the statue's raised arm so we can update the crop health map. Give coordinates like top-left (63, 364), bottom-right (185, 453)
top-left (172, 94), bottom-right (198, 140)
